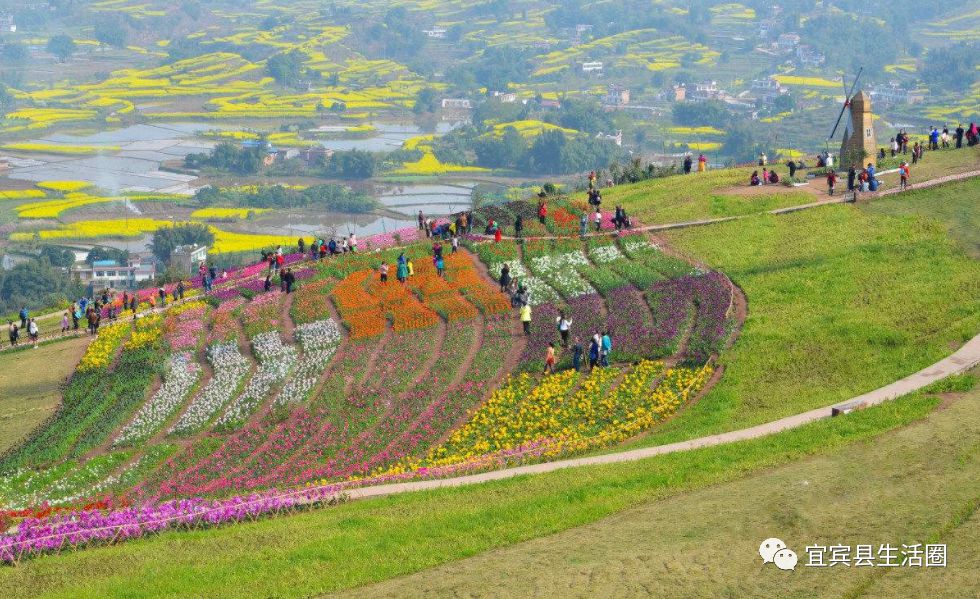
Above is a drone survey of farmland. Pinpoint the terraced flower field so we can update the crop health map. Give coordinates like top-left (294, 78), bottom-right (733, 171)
top-left (0, 196), bottom-right (739, 561)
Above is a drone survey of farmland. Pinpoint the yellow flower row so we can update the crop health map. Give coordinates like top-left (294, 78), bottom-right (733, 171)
top-left (77, 322), bottom-right (131, 372)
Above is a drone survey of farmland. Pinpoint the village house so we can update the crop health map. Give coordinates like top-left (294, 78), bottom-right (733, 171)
top-left (595, 130), bottom-right (623, 146)
top-left (441, 98), bottom-right (472, 110)
top-left (776, 33), bottom-right (801, 51)
top-left (73, 256), bottom-right (156, 291)
top-left (870, 82), bottom-right (925, 107)
top-left (689, 81), bottom-right (723, 102)
top-left (602, 84), bottom-right (630, 106)
top-left (300, 146), bottom-right (333, 166)
top-left (170, 244), bottom-right (209, 276)
top-left (422, 27), bottom-right (447, 39)
top-left (581, 61), bottom-right (604, 74)
top-left (490, 91), bottom-right (518, 103)
top-left (750, 77), bottom-right (789, 104)
top-left (795, 45), bottom-right (826, 67)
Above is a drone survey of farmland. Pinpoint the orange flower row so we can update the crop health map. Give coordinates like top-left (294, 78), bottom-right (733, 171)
top-left (347, 308), bottom-right (386, 339)
top-left (391, 302), bottom-right (440, 332)
top-left (429, 294), bottom-right (479, 321)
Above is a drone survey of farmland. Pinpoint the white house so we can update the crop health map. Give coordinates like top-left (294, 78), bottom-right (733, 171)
top-left (581, 61), bottom-right (604, 73)
top-left (74, 257), bottom-right (156, 290)
top-left (423, 27), bottom-right (447, 39)
top-left (441, 98), bottom-right (472, 110)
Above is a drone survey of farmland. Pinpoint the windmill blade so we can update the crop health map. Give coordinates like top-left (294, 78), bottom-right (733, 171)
top-left (827, 68), bottom-right (864, 141)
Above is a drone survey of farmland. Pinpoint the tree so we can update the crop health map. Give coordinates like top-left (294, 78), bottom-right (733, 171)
top-left (527, 130), bottom-right (567, 174)
top-left (85, 246), bottom-right (129, 266)
top-left (46, 35), bottom-right (76, 63)
top-left (94, 19), bottom-right (128, 49)
top-left (672, 100), bottom-right (732, 128)
top-left (266, 50), bottom-right (305, 87)
top-left (723, 122), bottom-right (761, 164)
top-left (150, 224), bottom-right (215, 263)
top-left (1, 43), bottom-right (29, 63)
top-left (557, 97), bottom-right (613, 134)
top-left (39, 245), bottom-right (76, 268)
top-left (474, 126), bottom-right (526, 168)
top-left (413, 88), bottom-right (438, 114)
top-left (328, 150), bottom-right (376, 179)
top-left (184, 142), bottom-right (264, 174)
top-left (921, 43), bottom-right (978, 92)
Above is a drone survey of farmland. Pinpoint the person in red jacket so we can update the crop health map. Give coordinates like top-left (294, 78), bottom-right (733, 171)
top-left (826, 169), bottom-right (837, 196)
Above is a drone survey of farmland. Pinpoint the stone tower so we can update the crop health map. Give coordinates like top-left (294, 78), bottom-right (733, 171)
top-left (840, 90), bottom-right (876, 168)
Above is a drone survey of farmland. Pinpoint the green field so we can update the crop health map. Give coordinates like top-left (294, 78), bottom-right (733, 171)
top-left (617, 177), bottom-right (980, 449)
top-left (0, 337), bottom-right (89, 453)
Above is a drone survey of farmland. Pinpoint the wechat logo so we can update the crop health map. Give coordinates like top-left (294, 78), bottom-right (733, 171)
top-left (760, 538), bottom-right (798, 571)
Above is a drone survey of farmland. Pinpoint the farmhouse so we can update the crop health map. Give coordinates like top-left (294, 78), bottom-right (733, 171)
top-left (441, 98), bottom-right (472, 110)
top-left (602, 84), bottom-right (630, 106)
top-left (870, 82), bottom-right (925, 106)
top-left (751, 77), bottom-right (788, 104)
top-left (73, 256), bottom-right (156, 291)
top-left (581, 61), bottom-right (604, 73)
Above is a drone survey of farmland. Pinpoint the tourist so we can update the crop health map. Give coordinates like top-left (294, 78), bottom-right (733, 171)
top-left (460, 212), bottom-right (469, 234)
top-left (494, 226), bottom-right (502, 243)
top-left (275, 253), bottom-right (284, 272)
top-left (847, 166), bottom-right (856, 192)
top-left (396, 258), bottom-right (408, 284)
top-left (284, 269), bottom-right (296, 293)
top-left (588, 334), bottom-right (600, 370)
top-left (969, 123), bottom-right (979, 146)
top-left (787, 159), bottom-right (797, 179)
top-left (520, 303), bottom-right (532, 336)
top-left (900, 161), bottom-right (911, 191)
top-left (435, 255), bottom-right (445, 278)
top-left (697, 153), bottom-right (707, 172)
top-left (543, 343), bottom-right (556, 375)
top-left (177, 281), bottom-right (185, 300)
top-left (955, 123), bottom-right (965, 148)
top-left (588, 170), bottom-right (597, 189)
top-left (8, 322), bottom-right (18, 347)
top-left (432, 240), bottom-right (443, 260)
top-left (61, 312), bottom-right (70, 334)
top-left (557, 311), bottom-right (572, 348)
top-left (941, 126), bottom-right (950, 148)
top-left (275, 245), bottom-right (283, 257)
top-left (758, 151), bottom-right (767, 166)
top-left (349, 233), bottom-right (357, 252)
top-left (761, 167), bottom-right (768, 185)
top-left (768, 170), bottom-right (780, 184)
top-left (594, 208), bottom-right (602, 231)
top-left (572, 338), bottom-right (583, 372)
top-left (158, 286), bottom-right (167, 306)
top-left (451, 235), bottom-right (459, 254)
top-left (750, 170), bottom-right (761, 186)
top-left (129, 296), bottom-right (137, 315)
top-left (580, 213), bottom-right (588, 238)
top-left (379, 262), bottom-right (388, 283)
top-left (297, 237), bottom-right (305, 255)
top-left (514, 214), bottom-right (523, 239)
top-left (28, 318), bottom-right (38, 347)
top-left (406, 258), bottom-right (414, 277)
top-left (911, 141), bottom-right (920, 164)
top-left (537, 196), bottom-right (547, 224)
top-left (890, 137), bottom-right (898, 157)
top-left (341, 237), bottom-right (349, 253)
top-left (826, 169), bottom-right (837, 196)
top-left (417, 210), bottom-right (425, 230)
top-left (264, 274), bottom-right (272, 292)
top-left (19, 306), bottom-right (28, 329)
top-left (319, 242), bottom-right (327, 260)
top-left (929, 127), bottom-right (940, 150)
top-left (878, 147), bottom-right (886, 161)
top-left (683, 154), bottom-right (693, 174)
top-left (601, 331), bottom-right (612, 367)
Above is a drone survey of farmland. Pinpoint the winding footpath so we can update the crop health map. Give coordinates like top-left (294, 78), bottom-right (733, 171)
top-left (336, 330), bottom-right (980, 502)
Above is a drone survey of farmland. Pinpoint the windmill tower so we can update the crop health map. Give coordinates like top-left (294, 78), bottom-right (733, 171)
top-left (839, 90), bottom-right (876, 168)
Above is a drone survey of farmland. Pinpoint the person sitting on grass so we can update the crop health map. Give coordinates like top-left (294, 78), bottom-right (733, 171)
top-left (768, 170), bottom-right (780, 184)
top-left (750, 170), bottom-right (761, 186)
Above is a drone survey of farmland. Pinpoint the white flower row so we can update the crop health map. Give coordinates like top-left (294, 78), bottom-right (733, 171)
top-left (491, 261), bottom-right (560, 306)
top-left (168, 342), bottom-right (250, 435)
top-left (11, 457), bottom-right (121, 509)
top-left (529, 252), bottom-right (596, 298)
top-left (273, 347), bottom-right (337, 408)
top-left (590, 244), bottom-right (624, 264)
top-left (215, 333), bottom-right (297, 427)
top-left (621, 236), bottom-right (658, 254)
top-left (114, 353), bottom-right (201, 446)
top-left (294, 318), bottom-right (342, 353)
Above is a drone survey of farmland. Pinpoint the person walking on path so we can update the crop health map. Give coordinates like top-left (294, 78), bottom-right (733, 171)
top-left (18, 306), bottom-right (28, 330)
top-left (514, 214), bottom-right (524, 239)
top-left (27, 318), bottom-right (38, 348)
top-left (379, 262), bottom-right (389, 284)
top-left (600, 331), bottom-right (612, 367)
top-left (8, 322), bottom-right (18, 347)
top-left (61, 312), bottom-right (70, 334)
top-left (588, 335), bottom-right (600, 370)
top-left (520, 303), bottom-right (532, 336)
top-left (499, 264), bottom-right (511, 293)
top-left (284, 269), bottom-right (296, 294)
top-left (543, 343), bottom-right (556, 375)
top-left (593, 208), bottom-right (602, 231)
top-left (537, 197), bottom-right (547, 225)
top-left (436, 255), bottom-right (445, 278)
top-left (899, 161), bottom-right (911, 191)
top-left (72, 303), bottom-right (81, 330)
top-left (407, 258), bottom-right (414, 277)
top-left (494, 226), bottom-right (503, 243)
top-left (580, 213), bottom-right (588, 238)
top-left (572, 338), bottom-right (583, 372)
top-left (264, 274), bottom-right (272, 293)
top-left (418, 210), bottom-right (425, 230)
top-left (129, 296), bottom-right (137, 315)
top-left (826, 169), bottom-right (837, 196)
top-left (557, 311), bottom-right (573, 348)
top-left (451, 235), bottom-right (459, 254)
